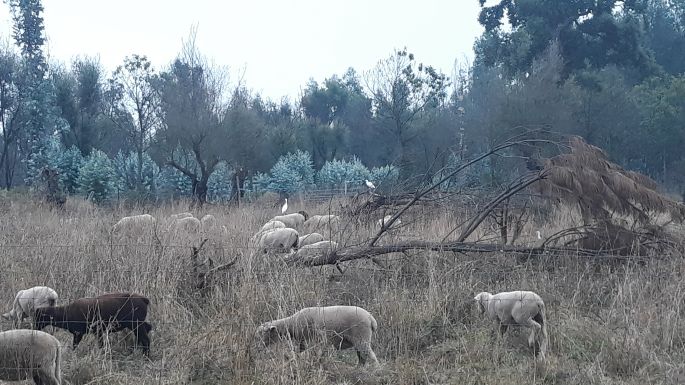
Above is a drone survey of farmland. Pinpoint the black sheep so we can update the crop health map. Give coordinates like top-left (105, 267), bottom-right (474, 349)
top-left (34, 292), bottom-right (152, 356)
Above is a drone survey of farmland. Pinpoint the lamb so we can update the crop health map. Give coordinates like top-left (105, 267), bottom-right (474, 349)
top-left (288, 241), bottom-right (338, 263)
top-left (474, 290), bottom-right (548, 360)
top-left (0, 329), bottom-right (61, 384)
top-left (297, 233), bottom-right (324, 248)
top-left (377, 215), bottom-right (402, 229)
top-left (257, 228), bottom-right (299, 253)
top-left (112, 214), bottom-right (156, 235)
top-left (270, 211), bottom-right (309, 229)
top-left (254, 305), bottom-right (379, 366)
top-left (303, 214), bottom-right (340, 233)
top-left (2, 286), bottom-right (59, 327)
top-left (34, 292), bottom-right (152, 356)
top-left (260, 220), bottom-right (286, 232)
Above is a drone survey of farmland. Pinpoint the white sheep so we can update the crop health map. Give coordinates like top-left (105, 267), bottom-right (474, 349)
top-left (170, 212), bottom-right (194, 221)
top-left (270, 212), bottom-right (308, 229)
top-left (288, 240), bottom-right (338, 263)
top-left (303, 214), bottom-right (340, 233)
top-left (260, 220), bottom-right (287, 232)
top-left (0, 329), bottom-right (61, 384)
top-left (297, 233), bottom-right (324, 248)
top-left (474, 290), bottom-right (548, 360)
top-left (200, 214), bottom-right (218, 233)
top-left (258, 228), bottom-right (299, 253)
top-left (2, 286), bottom-right (59, 328)
top-left (111, 214), bottom-right (156, 235)
top-left (172, 216), bottom-right (202, 235)
top-left (254, 305), bottom-right (379, 366)
top-left (377, 215), bottom-right (402, 229)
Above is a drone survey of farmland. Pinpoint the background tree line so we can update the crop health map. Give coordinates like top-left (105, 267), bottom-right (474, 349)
top-left (1, 0), bottom-right (684, 204)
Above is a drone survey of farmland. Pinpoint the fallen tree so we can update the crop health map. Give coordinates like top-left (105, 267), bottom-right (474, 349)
top-left (288, 133), bottom-right (685, 267)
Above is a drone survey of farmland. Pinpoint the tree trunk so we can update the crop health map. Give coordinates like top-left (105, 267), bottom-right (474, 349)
top-left (136, 142), bottom-right (144, 193)
top-left (232, 167), bottom-right (248, 201)
top-left (194, 174), bottom-right (209, 206)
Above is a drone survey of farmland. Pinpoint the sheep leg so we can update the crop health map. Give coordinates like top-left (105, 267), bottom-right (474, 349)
top-left (356, 342), bottom-right (379, 367)
top-left (499, 324), bottom-right (508, 336)
top-left (72, 332), bottom-right (83, 349)
top-left (36, 371), bottom-right (59, 385)
top-left (521, 318), bottom-right (542, 350)
top-left (135, 323), bottom-right (152, 356)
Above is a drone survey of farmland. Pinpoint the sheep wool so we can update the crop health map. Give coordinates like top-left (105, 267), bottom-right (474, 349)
top-left (2, 286), bottom-right (59, 328)
top-left (0, 329), bottom-right (61, 384)
top-left (255, 305), bottom-right (379, 367)
top-left (297, 233), bottom-right (325, 248)
top-left (474, 290), bottom-right (548, 360)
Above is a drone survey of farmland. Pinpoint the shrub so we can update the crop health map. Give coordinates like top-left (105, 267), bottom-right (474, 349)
top-left (263, 150), bottom-right (315, 196)
top-left (317, 157), bottom-right (370, 189)
top-left (112, 151), bottom-right (158, 193)
top-left (77, 150), bottom-right (118, 203)
top-left (207, 162), bottom-right (233, 203)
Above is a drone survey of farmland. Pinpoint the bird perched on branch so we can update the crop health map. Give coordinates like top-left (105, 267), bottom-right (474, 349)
top-left (365, 179), bottom-right (376, 190)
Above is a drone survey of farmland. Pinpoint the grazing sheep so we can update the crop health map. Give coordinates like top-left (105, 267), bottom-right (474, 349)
top-left (303, 214), bottom-right (340, 233)
top-left (200, 214), bottom-right (219, 236)
top-left (270, 211), bottom-right (309, 229)
top-left (0, 329), bottom-right (61, 385)
top-left (260, 220), bottom-right (286, 232)
top-left (297, 233), bottom-right (324, 248)
top-left (258, 228), bottom-right (299, 253)
top-left (201, 214), bottom-right (217, 228)
top-left (255, 305), bottom-right (379, 366)
top-left (34, 292), bottom-right (152, 356)
top-left (474, 290), bottom-right (548, 360)
top-left (2, 286), bottom-right (59, 327)
top-left (377, 215), bottom-right (402, 229)
top-left (288, 241), bottom-right (338, 263)
top-left (172, 216), bottom-right (202, 235)
top-left (112, 214), bottom-right (156, 235)
top-left (170, 212), bottom-right (194, 220)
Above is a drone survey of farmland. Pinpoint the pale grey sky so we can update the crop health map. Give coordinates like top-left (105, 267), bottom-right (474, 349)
top-left (0, 0), bottom-right (483, 101)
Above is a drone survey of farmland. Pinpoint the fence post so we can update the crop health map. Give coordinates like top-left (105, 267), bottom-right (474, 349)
top-left (344, 181), bottom-right (348, 196)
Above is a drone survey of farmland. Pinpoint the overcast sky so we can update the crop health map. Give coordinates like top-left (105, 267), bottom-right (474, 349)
top-left (0, 0), bottom-right (483, 102)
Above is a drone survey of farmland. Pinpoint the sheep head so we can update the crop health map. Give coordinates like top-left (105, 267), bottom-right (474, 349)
top-left (33, 307), bottom-right (56, 330)
top-left (254, 323), bottom-right (280, 349)
top-left (298, 210), bottom-right (309, 220)
top-left (473, 292), bottom-right (491, 314)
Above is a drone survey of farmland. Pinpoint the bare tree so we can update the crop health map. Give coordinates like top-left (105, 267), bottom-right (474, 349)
top-left (365, 49), bottom-right (449, 177)
top-left (106, 54), bottom-right (160, 193)
top-left (153, 31), bottom-right (229, 206)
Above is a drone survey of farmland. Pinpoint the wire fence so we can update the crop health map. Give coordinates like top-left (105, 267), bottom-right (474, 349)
top-left (0, 239), bottom-right (680, 376)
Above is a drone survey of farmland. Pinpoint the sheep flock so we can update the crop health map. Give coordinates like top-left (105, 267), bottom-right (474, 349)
top-left (0, 195), bottom-right (670, 384)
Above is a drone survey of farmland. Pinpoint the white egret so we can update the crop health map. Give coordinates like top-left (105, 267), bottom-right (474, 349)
top-left (281, 198), bottom-right (288, 214)
top-left (365, 179), bottom-right (376, 189)
top-left (536, 231), bottom-right (542, 240)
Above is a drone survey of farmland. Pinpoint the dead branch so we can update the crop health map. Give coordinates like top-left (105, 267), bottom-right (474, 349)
top-left (456, 172), bottom-right (546, 242)
top-left (368, 136), bottom-right (554, 247)
top-left (285, 239), bottom-right (651, 267)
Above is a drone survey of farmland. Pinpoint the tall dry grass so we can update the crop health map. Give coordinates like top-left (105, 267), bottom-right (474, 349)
top-left (0, 195), bottom-right (683, 384)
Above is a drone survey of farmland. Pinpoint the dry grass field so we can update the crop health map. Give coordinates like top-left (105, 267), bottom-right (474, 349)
top-left (0, 193), bottom-right (684, 385)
